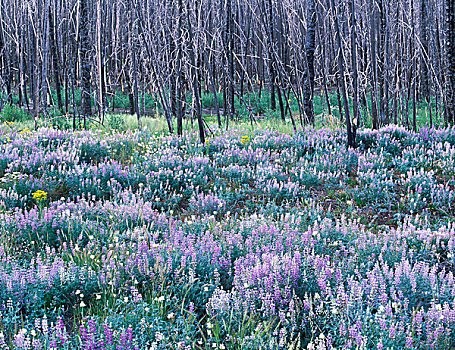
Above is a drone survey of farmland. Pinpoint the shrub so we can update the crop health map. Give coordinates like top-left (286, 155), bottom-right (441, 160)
top-left (1, 104), bottom-right (30, 122)
top-left (107, 114), bottom-right (126, 130)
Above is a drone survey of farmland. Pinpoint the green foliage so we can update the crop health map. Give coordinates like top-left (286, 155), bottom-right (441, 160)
top-left (79, 142), bottom-right (110, 164)
top-left (1, 104), bottom-right (30, 122)
top-left (107, 113), bottom-right (126, 130)
top-left (1, 85), bottom-right (449, 135)
top-left (201, 91), bottom-right (223, 109)
top-left (109, 140), bottom-right (136, 163)
top-left (48, 107), bottom-right (73, 130)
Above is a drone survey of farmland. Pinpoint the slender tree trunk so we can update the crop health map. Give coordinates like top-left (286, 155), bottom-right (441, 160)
top-left (227, 0), bottom-right (235, 120)
top-left (187, 0), bottom-right (205, 143)
top-left (446, 0), bottom-right (455, 123)
top-left (208, 48), bottom-right (222, 128)
top-left (383, 3), bottom-right (390, 124)
top-left (316, 21), bottom-right (332, 119)
top-left (80, 0), bottom-right (92, 124)
top-left (0, 1), bottom-right (7, 109)
top-left (41, 0), bottom-right (50, 117)
top-left (49, 9), bottom-right (63, 111)
top-left (419, 0), bottom-right (429, 101)
top-left (350, 0), bottom-right (359, 132)
top-left (28, 5), bottom-right (40, 128)
top-left (411, 0), bottom-right (417, 131)
top-left (377, 0), bottom-right (386, 124)
top-left (369, 0), bottom-right (379, 129)
top-left (266, 0), bottom-right (276, 111)
top-left (96, 0), bottom-right (105, 120)
top-left (303, 0), bottom-right (316, 124)
top-left (330, 0), bottom-right (355, 147)
top-left (129, 0), bottom-right (141, 129)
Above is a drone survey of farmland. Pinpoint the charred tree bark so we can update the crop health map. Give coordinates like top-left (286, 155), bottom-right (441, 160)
top-left (369, 0), bottom-right (379, 129)
top-left (330, 0), bottom-right (355, 147)
top-left (446, 0), bottom-right (455, 123)
top-left (41, 0), bottom-right (50, 115)
top-left (378, 0), bottom-right (387, 124)
top-left (227, 0), bottom-right (235, 120)
top-left (0, 2), bottom-right (7, 110)
top-left (79, 0), bottom-right (92, 123)
top-left (130, 0), bottom-right (141, 130)
top-left (49, 9), bottom-right (63, 111)
top-left (187, 0), bottom-right (205, 143)
top-left (96, 0), bottom-right (105, 121)
top-left (411, 0), bottom-right (417, 131)
top-left (420, 0), bottom-right (429, 101)
top-left (28, 4), bottom-right (40, 128)
top-left (350, 0), bottom-right (359, 132)
top-left (266, 0), bottom-right (276, 111)
top-left (176, 0), bottom-right (184, 136)
top-left (303, 0), bottom-right (316, 124)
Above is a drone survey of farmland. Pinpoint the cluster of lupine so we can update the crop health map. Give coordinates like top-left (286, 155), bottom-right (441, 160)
top-left (0, 123), bottom-right (455, 349)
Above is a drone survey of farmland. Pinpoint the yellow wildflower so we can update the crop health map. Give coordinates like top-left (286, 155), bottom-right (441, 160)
top-left (32, 190), bottom-right (48, 202)
top-left (240, 135), bottom-right (250, 145)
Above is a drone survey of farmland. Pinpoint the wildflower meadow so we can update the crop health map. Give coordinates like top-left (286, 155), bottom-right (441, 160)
top-left (0, 123), bottom-right (455, 349)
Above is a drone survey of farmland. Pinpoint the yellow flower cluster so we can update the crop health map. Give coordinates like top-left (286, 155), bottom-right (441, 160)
top-left (32, 190), bottom-right (48, 202)
top-left (240, 135), bottom-right (250, 145)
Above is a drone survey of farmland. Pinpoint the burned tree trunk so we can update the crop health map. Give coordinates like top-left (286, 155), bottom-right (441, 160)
top-left (227, 0), bottom-right (235, 120)
top-left (350, 0), bottom-right (359, 132)
top-left (176, 0), bottom-right (184, 135)
top-left (420, 0), bottom-right (429, 101)
top-left (96, 0), bottom-right (105, 121)
top-left (303, 0), bottom-right (316, 124)
top-left (266, 0), bottom-right (276, 111)
top-left (187, 0), bottom-right (205, 143)
top-left (79, 0), bottom-right (92, 124)
top-left (330, 0), bottom-right (355, 147)
top-left (129, 0), bottom-right (141, 129)
top-left (446, 0), bottom-right (455, 123)
top-left (369, 0), bottom-right (379, 129)
top-left (49, 9), bottom-right (63, 112)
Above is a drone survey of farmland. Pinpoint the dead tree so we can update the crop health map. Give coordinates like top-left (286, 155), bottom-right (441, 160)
top-left (129, 0), bottom-right (142, 129)
top-left (369, 0), bottom-right (379, 129)
top-left (446, 0), bottom-right (455, 123)
top-left (79, 0), bottom-right (92, 125)
top-left (350, 0), bottom-right (359, 130)
top-left (330, 0), bottom-right (355, 147)
top-left (303, 0), bottom-right (316, 124)
top-left (49, 6), bottom-right (63, 111)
